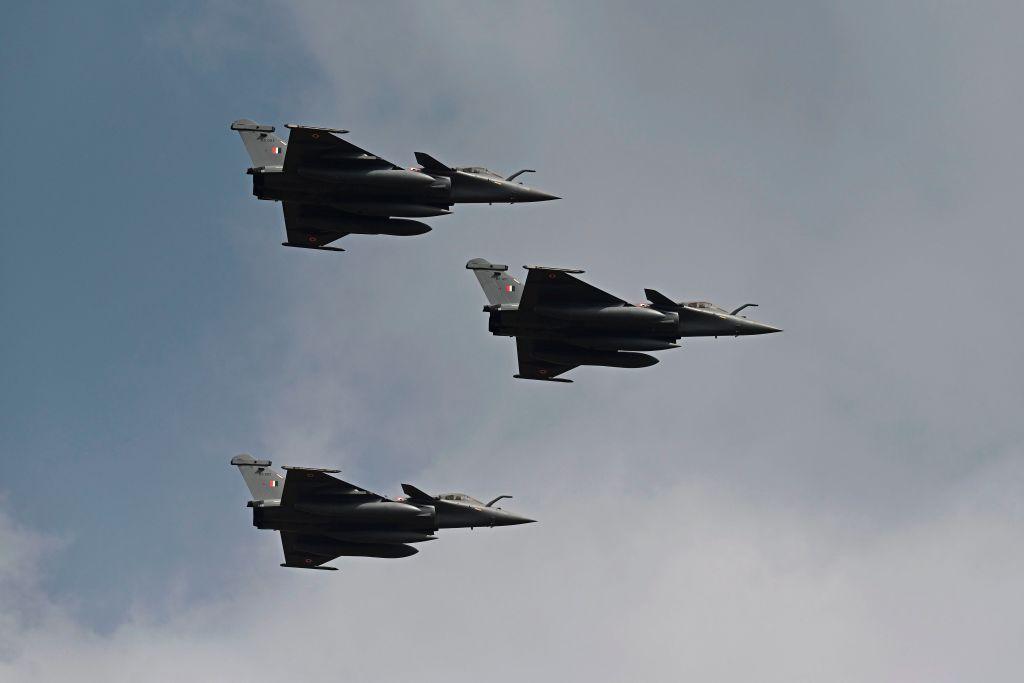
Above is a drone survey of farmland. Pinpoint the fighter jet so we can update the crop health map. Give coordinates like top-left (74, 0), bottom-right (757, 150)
top-left (467, 258), bottom-right (781, 382)
top-left (230, 120), bottom-right (559, 252)
top-left (231, 454), bottom-right (535, 570)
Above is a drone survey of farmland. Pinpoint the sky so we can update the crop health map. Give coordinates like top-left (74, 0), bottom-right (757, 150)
top-left (1, 1), bottom-right (1022, 680)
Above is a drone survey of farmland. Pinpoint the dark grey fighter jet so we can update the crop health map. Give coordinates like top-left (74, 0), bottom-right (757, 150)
top-left (231, 455), bottom-right (534, 570)
top-left (467, 258), bottom-right (781, 382)
top-left (230, 120), bottom-right (559, 252)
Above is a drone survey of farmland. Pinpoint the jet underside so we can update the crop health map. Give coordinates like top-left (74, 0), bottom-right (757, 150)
top-left (489, 306), bottom-right (768, 342)
top-left (251, 172), bottom-right (453, 218)
top-left (252, 504), bottom-right (437, 559)
top-left (490, 308), bottom-right (681, 346)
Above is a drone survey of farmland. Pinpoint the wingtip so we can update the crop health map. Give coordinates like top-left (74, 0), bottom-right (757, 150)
top-left (513, 374), bottom-right (574, 383)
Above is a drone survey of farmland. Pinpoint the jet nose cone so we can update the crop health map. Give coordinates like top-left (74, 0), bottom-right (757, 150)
top-left (744, 321), bottom-right (782, 335)
top-left (506, 516), bottom-right (537, 526)
top-left (519, 188), bottom-right (560, 202)
top-left (493, 511), bottom-right (537, 526)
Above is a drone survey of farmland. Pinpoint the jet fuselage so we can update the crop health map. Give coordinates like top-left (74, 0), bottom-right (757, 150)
top-left (250, 495), bottom-right (533, 545)
top-left (486, 303), bottom-right (780, 343)
top-left (249, 166), bottom-right (556, 218)
top-left (232, 456), bottom-right (534, 568)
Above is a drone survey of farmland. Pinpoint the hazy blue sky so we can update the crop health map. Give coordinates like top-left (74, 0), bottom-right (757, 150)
top-left (2, 2), bottom-right (1022, 681)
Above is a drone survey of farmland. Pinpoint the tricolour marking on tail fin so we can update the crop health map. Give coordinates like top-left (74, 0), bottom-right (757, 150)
top-left (230, 119), bottom-right (286, 171)
top-left (231, 454), bottom-right (285, 501)
top-left (467, 258), bottom-right (522, 306)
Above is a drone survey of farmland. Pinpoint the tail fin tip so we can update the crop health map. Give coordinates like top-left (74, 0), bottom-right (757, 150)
top-left (466, 258), bottom-right (508, 271)
top-left (230, 119), bottom-right (275, 133)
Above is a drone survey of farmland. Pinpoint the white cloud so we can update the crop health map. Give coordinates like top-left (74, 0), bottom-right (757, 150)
top-left (1, 451), bottom-right (1022, 681)
top-left (6, 1), bottom-right (1024, 680)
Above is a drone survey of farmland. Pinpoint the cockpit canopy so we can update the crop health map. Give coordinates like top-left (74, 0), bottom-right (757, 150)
top-left (456, 166), bottom-right (504, 179)
top-left (685, 301), bottom-right (729, 314)
top-left (437, 493), bottom-right (484, 506)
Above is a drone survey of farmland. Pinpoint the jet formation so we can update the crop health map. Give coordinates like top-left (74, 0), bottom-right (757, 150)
top-left (232, 455), bottom-right (534, 570)
top-left (468, 258), bottom-right (781, 382)
top-left (226, 120), bottom-right (782, 570)
top-left (231, 120), bottom-right (558, 252)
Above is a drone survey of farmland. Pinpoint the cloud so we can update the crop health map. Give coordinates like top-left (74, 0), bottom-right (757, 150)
top-left (4, 1), bottom-right (1024, 680)
top-left (1, 450), bottom-right (1022, 682)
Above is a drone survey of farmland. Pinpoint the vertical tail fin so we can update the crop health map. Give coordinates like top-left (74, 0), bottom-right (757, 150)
top-left (230, 119), bottom-right (286, 171)
top-left (231, 454), bottom-right (285, 501)
top-left (466, 258), bottom-right (522, 306)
